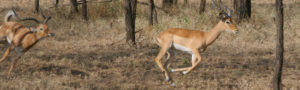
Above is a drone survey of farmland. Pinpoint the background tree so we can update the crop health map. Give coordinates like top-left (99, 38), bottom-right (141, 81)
top-left (233, 0), bottom-right (251, 23)
top-left (34, 0), bottom-right (39, 12)
top-left (162, 0), bottom-right (173, 8)
top-left (55, 0), bottom-right (59, 7)
top-left (70, 0), bottom-right (79, 14)
top-left (81, 0), bottom-right (88, 21)
top-left (199, 0), bottom-right (206, 14)
top-left (273, 0), bottom-right (284, 89)
top-left (124, 0), bottom-right (137, 46)
top-left (184, 0), bottom-right (188, 6)
top-left (148, 0), bottom-right (154, 25)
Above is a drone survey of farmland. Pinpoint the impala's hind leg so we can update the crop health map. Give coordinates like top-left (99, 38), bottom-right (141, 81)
top-left (164, 49), bottom-right (175, 70)
top-left (7, 48), bottom-right (24, 77)
top-left (0, 46), bottom-right (12, 63)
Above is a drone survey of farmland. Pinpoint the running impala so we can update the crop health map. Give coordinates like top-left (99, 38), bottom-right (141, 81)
top-left (0, 9), bottom-right (54, 77)
top-left (154, 0), bottom-right (238, 86)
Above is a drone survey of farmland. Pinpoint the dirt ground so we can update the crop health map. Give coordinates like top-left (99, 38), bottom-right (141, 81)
top-left (0, 0), bottom-right (300, 90)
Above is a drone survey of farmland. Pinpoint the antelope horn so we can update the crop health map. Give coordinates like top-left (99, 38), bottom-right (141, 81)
top-left (39, 8), bottom-right (51, 24)
top-left (211, 0), bottom-right (223, 12)
top-left (218, 0), bottom-right (232, 17)
top-left (20, 17), bottom-right (41, 23)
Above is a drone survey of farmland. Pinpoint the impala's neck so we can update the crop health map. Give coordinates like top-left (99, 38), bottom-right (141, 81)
top-left (204, 21), bottom-right (224, 46)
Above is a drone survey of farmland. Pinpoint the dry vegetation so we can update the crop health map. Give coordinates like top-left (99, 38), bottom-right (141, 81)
top-left (0, 0), bottom-right (299, 90)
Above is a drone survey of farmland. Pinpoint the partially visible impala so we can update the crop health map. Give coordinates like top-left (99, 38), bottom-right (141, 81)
top-left (154, 0), bottom-right (238, 86)
top-left (0, 9), bottom-right (54, 77)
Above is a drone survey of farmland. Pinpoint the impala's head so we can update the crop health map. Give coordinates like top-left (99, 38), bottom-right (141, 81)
top-left (35, 24), bottom-right (54, 37)
top-left (219, 12), bottom-right (238, 34)
top-left (21, 8), bottom-right (55, 38)
top-left (211, 0), bottom-right (238, 34)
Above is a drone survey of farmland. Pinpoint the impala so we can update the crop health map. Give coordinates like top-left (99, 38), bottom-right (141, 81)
top-left (154, 0), bottom-right (238, 86)
top-left (0, 9), bottom-right (54, 77)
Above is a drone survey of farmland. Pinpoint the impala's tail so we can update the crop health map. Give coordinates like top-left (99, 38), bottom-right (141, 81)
top-left (4, 10), bottom-right (19, 22)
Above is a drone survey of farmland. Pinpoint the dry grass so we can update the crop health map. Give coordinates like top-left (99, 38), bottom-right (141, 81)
top-left (0, 0), bottom-right (300, 90)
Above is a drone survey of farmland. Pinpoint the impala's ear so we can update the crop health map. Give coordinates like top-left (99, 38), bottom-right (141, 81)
top-left (30, 27), bottom-right (37, 32)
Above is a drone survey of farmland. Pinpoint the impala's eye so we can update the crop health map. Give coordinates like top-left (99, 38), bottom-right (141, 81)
top-left (226, 21), bottom-right (230, 24)
top-left (40, 28), bottom-right (44, 31)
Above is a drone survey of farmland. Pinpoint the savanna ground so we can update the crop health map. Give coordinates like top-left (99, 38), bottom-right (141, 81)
top-left (0, 0), bottom-right (300, 90)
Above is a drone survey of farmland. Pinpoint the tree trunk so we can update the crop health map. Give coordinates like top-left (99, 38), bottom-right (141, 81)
top-left (184, 0), bottom-right (188, 6)
top-left (162, 0), bottom-right (173, 8)
top-left (273, 0), bottom-right (284, 90)
top-left (55, 0), bottom-right (59, 7)
top-left (81, 0), bottom-right (88, 21)
top-left (148, 0), bottom-right (154, 25)
top-left (199, 0), bottom-right (206, 14)
top-left (124, 0), bottom-right (136, 45)
top-left (34, 0), bottom-right (39, 13)
top-left (70, 0), bottom-right (79, 13)
top-left (173, 0), bottom-right (177, 4)
top-left (233, 0), bottom-right (251, 23)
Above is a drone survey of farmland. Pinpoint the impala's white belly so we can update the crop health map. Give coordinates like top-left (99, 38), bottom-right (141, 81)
top-left (173, 43), bottom-right (192, 54)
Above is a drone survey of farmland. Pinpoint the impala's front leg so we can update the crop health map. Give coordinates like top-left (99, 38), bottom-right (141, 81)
top-left (170, 54), bottom-right (196, 72)
top-left (183, 49), bottom-right (202, 74)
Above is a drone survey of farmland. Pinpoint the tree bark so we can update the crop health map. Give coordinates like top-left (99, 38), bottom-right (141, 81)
top-left (184, 0), bottom-right (188, 6)
top-left (199, 0), bottom-right (206, 14)
top-left (233, 0), bottom-right (251, 23)
top-left (70, 0), bottom-right (79, 13)
top-left (273, 0), bottom-right (284, 90)
top-left (55, 0), bottom-right (59, 7)
top-left (81, 0), bottom-right (88, 21)
top-left (148, 0), bottom-right (154, 25)
top-left (162, 0), bottom-right (173, 8)
top-left (124, 0), bottom-right (137, 45)
top-left (34, 0), bottom-right (39, 13)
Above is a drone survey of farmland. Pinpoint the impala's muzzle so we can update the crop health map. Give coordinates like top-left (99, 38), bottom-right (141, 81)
top-left (48, 33), bottom-right (55, 37)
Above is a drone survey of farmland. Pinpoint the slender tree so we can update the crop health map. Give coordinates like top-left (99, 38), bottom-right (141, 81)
top-left (273, 0), bottom-right (284, 89)
top-left (199, 0), bottom-right (206, 14)
top-left (233, 0), bottom-right (251, 22)
top-left (124, 0), bottom-right (137, 45)
top-left (81, 0), bottom-right (88, 20)
top-left (148, 0), bottom-right (154, 25)
top-left (70, 0), bottom-right (79, 13)
top-left (34, 0), bottom-right (39, 12)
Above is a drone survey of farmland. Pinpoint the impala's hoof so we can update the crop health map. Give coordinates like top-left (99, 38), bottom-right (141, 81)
top-left (182, 71), bottom-right (188, 75)
top-left (165, 77), bottom-right (170, 81)
top-left (171, 82), bottom-right (176, 87)
top-left (170, 69), bottom-right (175, 72)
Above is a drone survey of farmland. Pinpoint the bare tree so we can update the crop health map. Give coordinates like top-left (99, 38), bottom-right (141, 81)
top-left (273, 0), bottom-right (284, 89)
top-left (199, 0), bottom-right (206, 14)
top-left (70, 0), bottom-right (79, 14)
top-left (81, 0), bottom-right (88, 20)
top-left (233, 0), bottom-right (251, 22)
top-left (34, 0), bottom-right (39, 12)
top-left (124, 0), bottom-right (137, 46)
